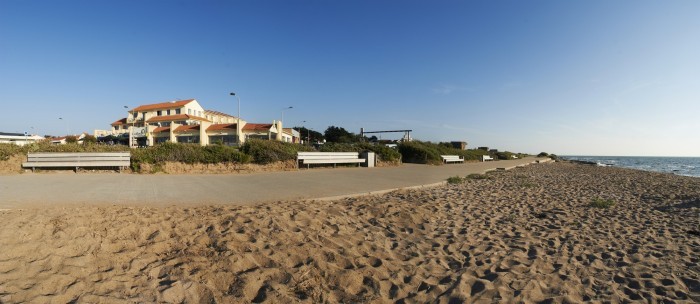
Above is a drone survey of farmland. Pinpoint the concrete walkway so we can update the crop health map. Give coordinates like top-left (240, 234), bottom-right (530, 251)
top-left (0, 157), bottom-right (548, 209)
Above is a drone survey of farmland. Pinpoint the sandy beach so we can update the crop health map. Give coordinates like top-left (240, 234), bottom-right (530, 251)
top-left (1, 162), bottom-right (698, 303)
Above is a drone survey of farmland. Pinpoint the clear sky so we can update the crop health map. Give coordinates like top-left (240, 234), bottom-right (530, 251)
top-left (1, 0), bottom-right (698, 156)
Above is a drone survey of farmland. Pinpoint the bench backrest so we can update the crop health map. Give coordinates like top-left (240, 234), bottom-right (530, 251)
top-left (27, 152), bottom-right (131, 163)
top-left (297, 152), bottom-right (359, 160)
top-left (441, 155), bottom-right (463, 160)
top-left (481, 155), bottom-right (493, 160)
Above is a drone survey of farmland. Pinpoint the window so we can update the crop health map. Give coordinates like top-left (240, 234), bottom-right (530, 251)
top-left (133, 112), bottom-right (137, 119)
top-left (176, 109), bottom-right (181, 114)
top-left (157, 110), bottom-right (162, 116)
top-left (188, 109), bottom-right (191, 115)
top-left (209, 135), bottom-right (238, 146)
top-left (167, 110), bottom-right (171, 115)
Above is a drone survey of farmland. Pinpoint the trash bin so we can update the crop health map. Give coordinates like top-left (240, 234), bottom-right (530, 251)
top-left (361, 151), bottom-right (375, 167)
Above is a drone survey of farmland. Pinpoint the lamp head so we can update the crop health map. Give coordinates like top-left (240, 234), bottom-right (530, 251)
top-left (230, 92), bottom-right (236, 96)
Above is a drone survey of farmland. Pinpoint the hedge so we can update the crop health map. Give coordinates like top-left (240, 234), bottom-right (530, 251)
top-left (319, 142), bottom-right (401, 162)
top-left (398, 141), bottom-right (489, 164)
top-left (240, 139), bottom-right (314, 164)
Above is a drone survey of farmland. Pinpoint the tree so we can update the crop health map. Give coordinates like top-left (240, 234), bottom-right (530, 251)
top-left (83, 135), bottom-right (97, 144)
top-left (65, 135), bottom-right (78, 143)
top-left (294, 127), bottom-right (325, 143)
top-left (324, 126), bottom-right (357, 143)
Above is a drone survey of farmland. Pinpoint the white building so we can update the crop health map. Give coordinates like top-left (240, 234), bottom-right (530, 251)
top-left (0, 132), bottom-right (45, 146)
top-left (104, 99), bottom-right (293, 147)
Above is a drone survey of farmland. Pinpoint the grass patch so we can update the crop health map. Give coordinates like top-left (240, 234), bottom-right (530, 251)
top-left (447, 176), bottom-right (464, 184)
top-left (466, 173), bottom-right (490, 180)
top-left (590, 198), bottom-right (615, 209)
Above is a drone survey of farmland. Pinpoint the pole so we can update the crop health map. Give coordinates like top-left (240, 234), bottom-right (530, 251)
top-left (230, 92), bottom-right (241, 145)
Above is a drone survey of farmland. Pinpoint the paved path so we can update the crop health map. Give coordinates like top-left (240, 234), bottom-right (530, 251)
top-left (0, 157), bottom-right (548, 209)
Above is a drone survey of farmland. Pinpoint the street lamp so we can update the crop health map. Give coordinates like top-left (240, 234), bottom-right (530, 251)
top-left (281, 106), bottom-right (293, 124)
top-left (229, 92), bottom-right (241, 145)
top-left (300, 120), bottom-right (310, 144)
top-left (59, 117), bottom-right (70, 135)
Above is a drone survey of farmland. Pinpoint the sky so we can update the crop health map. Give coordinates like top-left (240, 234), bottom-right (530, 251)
top-left (1, 0), bottom-right (698, 156)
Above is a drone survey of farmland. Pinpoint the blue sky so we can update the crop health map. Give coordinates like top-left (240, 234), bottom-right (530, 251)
top-left (1, 0), bottom-right (698, 156)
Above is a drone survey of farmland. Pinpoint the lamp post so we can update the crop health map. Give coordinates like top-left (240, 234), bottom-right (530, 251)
top-left (59, 117), bottom-right (69, 136)
top-left (301, 120), bottom-right (310, 144)
top-left (281, 106), bottom-right (293, 125)
top-left (229, 92), bottom-right (241, 145)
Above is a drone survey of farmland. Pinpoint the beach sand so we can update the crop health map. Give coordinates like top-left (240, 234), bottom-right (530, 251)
top-left (0, 162), bottom-right (698, 303)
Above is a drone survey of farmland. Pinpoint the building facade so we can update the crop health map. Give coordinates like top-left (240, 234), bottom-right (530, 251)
top-left (105, 99), bottom-right (289, 147)
top-left (0, 132), bottom-right (44, 146)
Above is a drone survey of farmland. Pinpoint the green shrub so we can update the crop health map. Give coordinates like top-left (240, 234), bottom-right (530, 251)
top-left (466, 173), bottom-right (489, 180)
top-left (82, 135), bottom-right (97, 144)
top-left (320, 142), bottom-right (401, 162)
top-left (537, 152), bottom-right (549, 157)
top-left (240, 139), bottom-right (313, 164)
top-left (446, 176), bottom-right (464, 184)
top-left (1, 141), bottom-right (130, 161)
top-left (130, 142), bottom-right (251, 170)
top-left (398, 141), bottom-right (487, 164)
top-left (590, 198), bottom-right (615, 209)
top-left (0, 143), bottom-right (25, 161)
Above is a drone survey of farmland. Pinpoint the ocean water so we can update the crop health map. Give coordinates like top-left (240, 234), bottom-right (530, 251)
top-left (562, 156), bottom-right (700, 178)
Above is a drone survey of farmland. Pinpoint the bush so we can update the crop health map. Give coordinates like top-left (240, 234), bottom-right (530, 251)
top-left (447, 176), bottom-right (464, 184)
top-left (590, 198), bottom-right (615, 209)
top-left (398, 141), bottom-right (488, 164)
top-left (537, 152), bottom-right (549, 157)
top-left (240, 139), bottom-right (313, 164)
top-left (398, 141), bottom-right (443, 164)
top-left (130, 142), bottom-right (251, 171)
top-left (82, 135), bottom-right (97, 144)
top-left (65, 136), bottom-right (78, 143)
top-left (0, 143), bottom-right (25, 161)
top-left (320, 142), bottom-right (401, 162)
top-left (466, 173), bottom-right (490, 180)
top-left (1, 141), bottom-right (130, 162)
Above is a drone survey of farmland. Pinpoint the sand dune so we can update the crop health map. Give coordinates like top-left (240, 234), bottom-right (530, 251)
top-left (1, 162), bottom-right (698, 303)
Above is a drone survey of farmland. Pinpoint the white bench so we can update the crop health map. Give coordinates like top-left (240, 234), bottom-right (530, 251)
top-left (23, 152), bottom-right (131, 172)
top-left (481, 155), bottom-right (494, 162)
top-left (297, 152), bottom-right (365, 169)
top-left (441, 155), bottom-right (464, 164)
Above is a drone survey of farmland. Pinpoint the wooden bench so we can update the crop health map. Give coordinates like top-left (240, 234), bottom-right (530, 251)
top-left (297, 152), bottom-right (365, 169)
top-left (23, 152), bottom-right (131, 172)
top-left (441, 155), bottom-right (464, 164)
top-left (481, 155), bottom-right (494, 162)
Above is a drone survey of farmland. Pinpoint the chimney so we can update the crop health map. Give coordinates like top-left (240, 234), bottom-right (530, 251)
top-left (275, 120), bottom-right (283, 141)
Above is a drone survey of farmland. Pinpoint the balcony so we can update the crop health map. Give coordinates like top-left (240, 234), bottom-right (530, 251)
top-left (127, 117), bottom-right (144, 124)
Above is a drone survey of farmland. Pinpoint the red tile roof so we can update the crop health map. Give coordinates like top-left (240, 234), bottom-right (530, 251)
top-left (206, 124), bottom-right (238, 131)
top-left (146, 114), bottom-right (210, 123)
top-left (111, 118), bottom-right (127, 126)
top-left (174, 125), bottom-right (200, 133)
top-left (153, 127), bottom-right (170, 133)
top-left (242, 123), bottom-right (273, 131)
top-left (131, 99), bottom-right (195, 112)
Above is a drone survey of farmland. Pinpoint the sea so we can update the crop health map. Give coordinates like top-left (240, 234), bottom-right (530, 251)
top-left (562, 156), bottom-right (700, 178)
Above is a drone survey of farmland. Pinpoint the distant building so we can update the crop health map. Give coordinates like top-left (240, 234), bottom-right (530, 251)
top-left (450, 141), bottom-right (467, 150)
top-left (103, 99), bottom-right (290, 147)
top-left (0, 132), bottom-right (44, 146)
